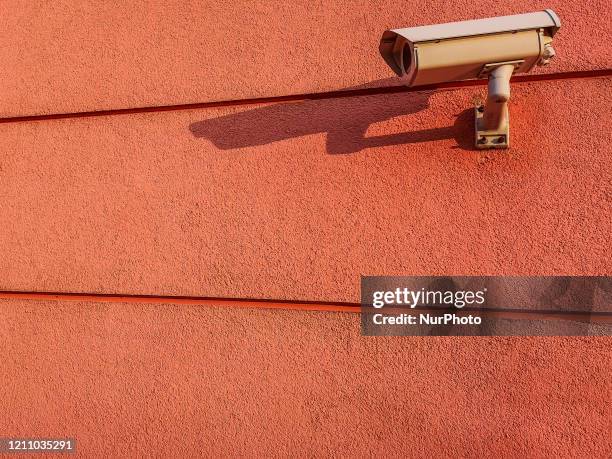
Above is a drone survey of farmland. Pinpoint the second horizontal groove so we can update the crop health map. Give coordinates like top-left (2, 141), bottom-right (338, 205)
top-left (0, 69), bottom-right (610, 125)
top-left (1, 290), bottom-right (610, 323)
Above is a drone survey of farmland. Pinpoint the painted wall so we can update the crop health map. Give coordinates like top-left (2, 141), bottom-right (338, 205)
top-left (1, 1), bottom-right (610, 456)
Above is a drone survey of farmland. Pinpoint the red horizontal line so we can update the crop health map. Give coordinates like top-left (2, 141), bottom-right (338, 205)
top-left (1, 290), bottom-right (610, 323)
top-left (0, 69), bottom-right (610, 125)
top-left (0, 290), bottom-right (360, 313)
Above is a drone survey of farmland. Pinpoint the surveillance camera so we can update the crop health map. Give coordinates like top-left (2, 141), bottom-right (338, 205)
top-left (379, 10), bottom-right (561, 149)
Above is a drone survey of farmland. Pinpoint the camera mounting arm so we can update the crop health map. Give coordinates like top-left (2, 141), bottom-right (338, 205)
top-left (475, 62), bottom-right (517, 149)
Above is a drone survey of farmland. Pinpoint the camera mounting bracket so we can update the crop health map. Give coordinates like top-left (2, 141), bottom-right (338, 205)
top-left (475, 60), bottom-right (523, 149)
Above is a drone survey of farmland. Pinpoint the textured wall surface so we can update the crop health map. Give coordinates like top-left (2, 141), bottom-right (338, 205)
top-left (0, 1), bottom-right (610, 457)
top-left (0, 0), bottom-right (611, 116)
top-left (1, 300), bottom-right (610, 457)
top-left (1, 79), bottom-right (610, 301)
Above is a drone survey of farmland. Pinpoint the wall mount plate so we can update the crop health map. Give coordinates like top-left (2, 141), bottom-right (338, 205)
top-left (475, 103), bottom-right (509, 149)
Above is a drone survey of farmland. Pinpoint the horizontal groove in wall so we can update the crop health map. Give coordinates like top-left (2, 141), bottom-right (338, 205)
top-left (1, 290), bottom-right (610, 323)
top-left (0, 69), bottom-right (610, 125)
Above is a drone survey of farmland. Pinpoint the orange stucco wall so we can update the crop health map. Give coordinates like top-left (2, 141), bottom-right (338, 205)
top-left (2, 300), bottom-right (610, 457)
top-left (1, 1), bottom-right (610, 457)
top-left (1, 1), bottom-right (611, 116)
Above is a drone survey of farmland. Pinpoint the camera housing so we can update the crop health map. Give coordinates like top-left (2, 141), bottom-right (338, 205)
top-left (379, 10), bottom-right (561, 149)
